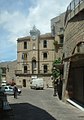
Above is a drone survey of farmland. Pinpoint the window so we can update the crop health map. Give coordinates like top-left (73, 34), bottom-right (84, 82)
top-left (24, 66), bottom-right (27, 73)
top-left (9, 87), bottom-right (13, 89)
top-left (60, 36), bottom-right (63, 44)
top-left (43, 40), bottom-right (47, 48)
top-left (32, 59), bottom-right (36, 74)
top-left (33, 43), bottom-right (36, 50)
top-left (24, 42), bottom-right (27, 49)
top-left (51, 25), bottom-right (55, 36)
top-left (24, 53), bottom-right (27, 60)
top-left (43, 65), bottom-right (47, 73)
top-left (43, 52), bottom-right (47, 59)
top-left (32, 60), bottom-right (36, 69)
top-left (1, 67), bottom-right (6, 74)
top-left (5, 87), bottom-right (8, 89)
top-left (22, 53), bottom-right (27, 60)
top-left (60, 27), bottom-right (64, 32)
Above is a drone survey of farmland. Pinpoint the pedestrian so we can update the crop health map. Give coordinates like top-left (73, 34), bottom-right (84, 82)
top-left (13, 85), bottom-right (18, 99)
top-left (57, 79), bottom-right (63, 100)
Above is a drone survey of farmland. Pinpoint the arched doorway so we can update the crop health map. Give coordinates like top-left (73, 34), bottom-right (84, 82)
top-left (32, 59), bottom-right (36, 74)
top-left (23, 79), bottom-right (26, 87)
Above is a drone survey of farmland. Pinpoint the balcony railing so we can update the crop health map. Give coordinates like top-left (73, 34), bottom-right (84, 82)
top-left (65, 0), bottom-right (84, 25)
top-left (15, 70), bottom-right (52, 75)
top-left (15, 70), bottom-right (30, 75)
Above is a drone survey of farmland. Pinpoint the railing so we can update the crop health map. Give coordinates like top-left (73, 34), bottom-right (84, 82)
top-left (15, 70), bottom-right (52, 75)
top-left (64, 0), bottom-right (84, 25)
top-left (40, 70), bottom-right (52, 74)
top-left (15, 70), bottom-right (30, 75)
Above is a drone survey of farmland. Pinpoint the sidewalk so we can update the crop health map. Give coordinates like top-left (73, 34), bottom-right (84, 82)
top-left (45, 88), bottom-right (84, 120)
top-left (51, 97), bottom-right (84, 120)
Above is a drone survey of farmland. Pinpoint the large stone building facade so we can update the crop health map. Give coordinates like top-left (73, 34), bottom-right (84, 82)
top-left (0, 13), bottom-right (65, 88)
top-left (15, 26), bottom-right (55, 88)
top-left (15, 11), bottom-right (66, 88)
top-left (62, 0), bottom-right (84, 105)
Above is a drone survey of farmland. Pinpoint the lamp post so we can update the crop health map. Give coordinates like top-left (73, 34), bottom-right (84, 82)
top-left (52, 66), bottom-right (57, 96)
top-left (53, 80), bottom-right (57, 96)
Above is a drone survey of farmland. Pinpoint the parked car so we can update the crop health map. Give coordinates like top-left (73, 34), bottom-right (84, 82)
top-left (2, 86), bottom-right (21, 95)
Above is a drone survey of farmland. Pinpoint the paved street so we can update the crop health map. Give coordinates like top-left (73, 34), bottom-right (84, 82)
top-left (7, 88), bottom-right (84, 120)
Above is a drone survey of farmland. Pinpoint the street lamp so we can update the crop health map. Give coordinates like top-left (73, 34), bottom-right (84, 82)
top-left (52, 66), bottom-right (57, 96)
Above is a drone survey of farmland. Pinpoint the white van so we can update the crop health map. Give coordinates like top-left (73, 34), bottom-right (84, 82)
top-left (30, 78), bottom-right (44, 89)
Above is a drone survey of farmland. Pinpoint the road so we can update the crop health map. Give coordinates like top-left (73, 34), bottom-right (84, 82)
top-left (6, 88), bottom-right (84, 120)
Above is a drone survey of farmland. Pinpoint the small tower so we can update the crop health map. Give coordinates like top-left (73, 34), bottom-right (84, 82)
top-left (30, 25), bottom-right (40, 40)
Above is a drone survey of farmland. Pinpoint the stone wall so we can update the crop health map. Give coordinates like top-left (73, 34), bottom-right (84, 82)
top-left (63, 10), bottom-right (84, 58)
top-left (0, 60), bottom-right (17, 83)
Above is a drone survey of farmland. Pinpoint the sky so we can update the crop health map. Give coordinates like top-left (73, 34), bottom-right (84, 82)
top-left (0, 0), bottom-right (71, 62)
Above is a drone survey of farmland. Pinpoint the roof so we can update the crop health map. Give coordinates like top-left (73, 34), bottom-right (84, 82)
top-left (17, 33), bottom-right (54, 42)
top-left (40, 33), bottom-right (54, 39)
top-left (17, 36), bottom-right (30, 41)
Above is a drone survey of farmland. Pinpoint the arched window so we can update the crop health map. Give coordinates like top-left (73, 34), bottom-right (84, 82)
top-left (22, 53), bottom-right (27, 60)
top-left (72, 42), bottom-right (84, 54)
top-left (32, 59), bottom-right (36, 73)
top-left (32, 43), bottom-right (36, 50)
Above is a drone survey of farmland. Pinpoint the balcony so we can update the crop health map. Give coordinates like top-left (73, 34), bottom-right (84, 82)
top-left (39, 70), bottom-right (52, 75)
top-left (53, 41), bottom-right (63, 48)
top-left (15, 70), bottom-right (30, 75)
top-left (15, 70), bottom-right (52, 76)
top-left (65, 0), bottom-right (84, 26)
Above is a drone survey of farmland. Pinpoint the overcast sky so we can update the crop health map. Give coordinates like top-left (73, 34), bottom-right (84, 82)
top-left (0, 0), bottom-right (71, 62)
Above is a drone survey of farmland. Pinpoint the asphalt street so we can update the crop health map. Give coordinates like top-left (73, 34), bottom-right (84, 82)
top-left (6, 88), bottom-right (84, 120)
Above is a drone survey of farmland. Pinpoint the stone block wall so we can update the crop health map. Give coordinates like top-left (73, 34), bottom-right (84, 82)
top-left (63, 10), bottom-right (84, 58)
top-left (0, 60), bottom-right (17, 83)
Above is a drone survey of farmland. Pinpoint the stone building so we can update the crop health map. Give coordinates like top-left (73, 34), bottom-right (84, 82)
top-left (15, 26), bottom-right (55, 88)
top-left (51, 12), bottom-right (65, 60)
top-left (0, 60), bottom-right (17, 84)
top-left (62, 0), bottom-right (84, 105)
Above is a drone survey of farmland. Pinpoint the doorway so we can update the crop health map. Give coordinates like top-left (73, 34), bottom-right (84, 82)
top-left (32, 59), bottom-right (36, 74)
top-left (68, 60), bottom-right (84, 105)
top-left (23, 79), bottom-right (26, 87)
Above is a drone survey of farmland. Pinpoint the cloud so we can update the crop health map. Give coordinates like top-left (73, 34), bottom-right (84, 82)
top-left (0, 0), bottom-right (71, 42)
top-left (0, 0), bottom-right (71, 61)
